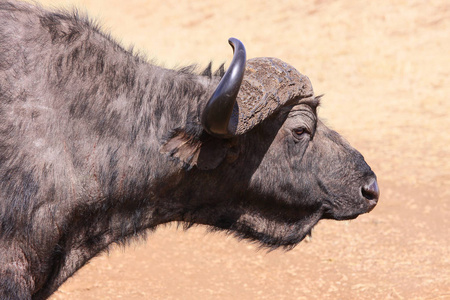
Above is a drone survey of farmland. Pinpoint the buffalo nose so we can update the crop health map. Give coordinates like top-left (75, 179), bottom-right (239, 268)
top-left (361, 178), bottom-right (379, 211)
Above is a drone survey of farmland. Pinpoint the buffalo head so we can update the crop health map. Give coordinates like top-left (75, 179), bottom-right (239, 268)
top-left (161, 38), bottom-right (379, 249)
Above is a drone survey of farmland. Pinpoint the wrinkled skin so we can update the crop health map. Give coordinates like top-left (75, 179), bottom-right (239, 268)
top-left (167, 98), bottom-right (377, 248)
top-left (0, 1), bottom-right (378, 299)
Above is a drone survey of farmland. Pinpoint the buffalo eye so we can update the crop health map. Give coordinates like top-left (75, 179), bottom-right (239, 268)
top-left (292, 127), bottom-right (307, 139)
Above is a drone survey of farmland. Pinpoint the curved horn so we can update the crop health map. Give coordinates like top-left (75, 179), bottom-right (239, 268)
top-left (201, 38), bottom-right (246, 138)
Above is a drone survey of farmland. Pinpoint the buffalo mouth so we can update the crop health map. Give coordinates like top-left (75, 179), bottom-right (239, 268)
top-left (321, 198), bottom-right (377, 221)
top-left (323, 211), bottom-right (363, 221)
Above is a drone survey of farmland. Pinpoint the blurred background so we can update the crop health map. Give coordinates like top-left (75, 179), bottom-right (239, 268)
top-left (24, 0), bottom-right (450, 299)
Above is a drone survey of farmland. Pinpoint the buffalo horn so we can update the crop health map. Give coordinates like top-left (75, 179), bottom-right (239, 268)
top-left (201, 38), bottom-right (246, 138)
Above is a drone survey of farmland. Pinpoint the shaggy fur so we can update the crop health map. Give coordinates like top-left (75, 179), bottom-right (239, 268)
top-left (0, 1), bottom-right (378, 299)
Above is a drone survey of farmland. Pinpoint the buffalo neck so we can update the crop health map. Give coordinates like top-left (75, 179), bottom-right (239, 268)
top-left (30, 53), bottom-right (219, 296)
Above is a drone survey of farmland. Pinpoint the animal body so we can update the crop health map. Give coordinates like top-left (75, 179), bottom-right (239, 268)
top-left (0, 1), bottom-right (379, 299)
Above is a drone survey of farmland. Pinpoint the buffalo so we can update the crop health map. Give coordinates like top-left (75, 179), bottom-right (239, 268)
top-left (0, 1), bottom-right (379, 299)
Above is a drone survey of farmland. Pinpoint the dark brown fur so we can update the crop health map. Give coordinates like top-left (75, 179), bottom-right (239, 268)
top-left (0, 1), bottom-right (377, 299)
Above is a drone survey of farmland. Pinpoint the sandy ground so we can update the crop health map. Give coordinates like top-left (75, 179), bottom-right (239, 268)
top-left (23, 0), bottom-right (450, 299)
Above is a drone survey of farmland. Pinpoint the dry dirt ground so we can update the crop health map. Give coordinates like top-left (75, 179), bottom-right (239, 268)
top-left (24, 0), bottom-right (450, 299)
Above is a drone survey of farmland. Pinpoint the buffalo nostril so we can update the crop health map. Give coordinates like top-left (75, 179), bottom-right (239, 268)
top-left (361, 179), bottom-right (380, 202)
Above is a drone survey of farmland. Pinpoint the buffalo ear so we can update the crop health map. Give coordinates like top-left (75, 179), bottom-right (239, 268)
top-left (161, 129), bottom-right (229, 170)
top-left (160, 129), bottom-right (201, 169)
